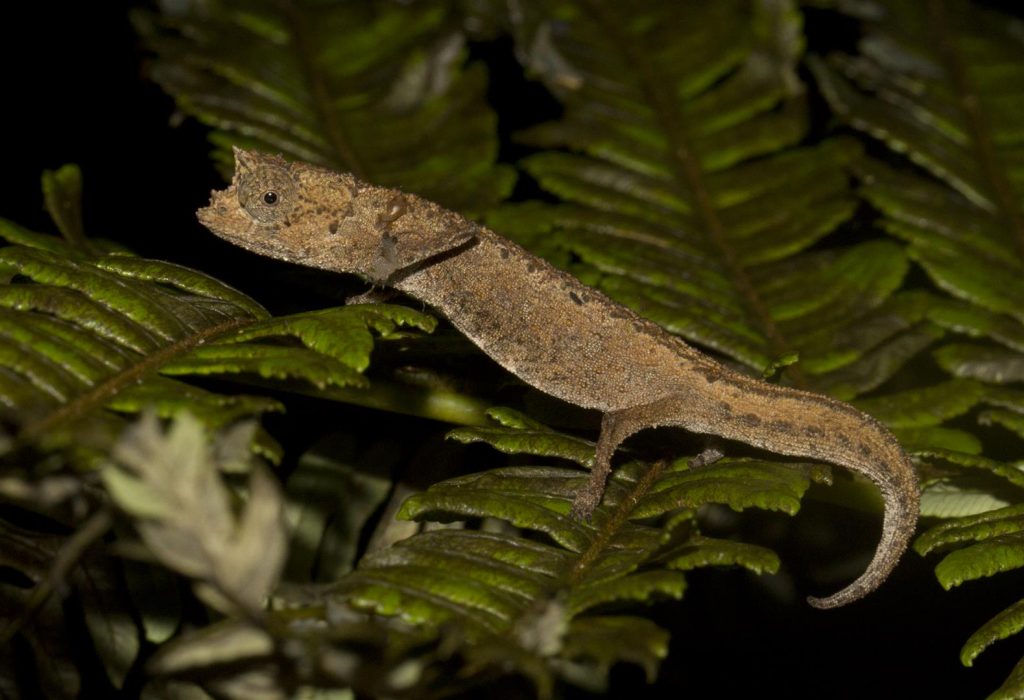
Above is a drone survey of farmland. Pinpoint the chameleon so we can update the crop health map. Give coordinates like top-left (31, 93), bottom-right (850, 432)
top-left (198, 147), bottom-right (920, 609)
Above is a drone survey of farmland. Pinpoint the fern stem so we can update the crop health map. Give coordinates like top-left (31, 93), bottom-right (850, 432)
top-left (0, 507), bottom-right (114, 645)
top-left (278, 0), bottom-right (368, 179)
top-left (928, 0), bottom-right (1024, 259)
top-left (568, 459), bottom-right (667, 584)
top-left (16, 318), bottom-right (250, 447)
top-left (584, 1), bottom-right (806, 384)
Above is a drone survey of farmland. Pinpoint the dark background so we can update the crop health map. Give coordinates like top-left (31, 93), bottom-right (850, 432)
top-left (5, 2), bottom-right (1024, 698)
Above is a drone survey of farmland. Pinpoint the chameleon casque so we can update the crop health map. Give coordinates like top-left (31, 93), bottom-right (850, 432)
top-left (198, 147), bottom-right (920, 609)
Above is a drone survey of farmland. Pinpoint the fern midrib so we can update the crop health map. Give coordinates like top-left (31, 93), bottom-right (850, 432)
top-left (568, 459), bottom-right (666, 584)
top-left (928, 0), bottom-right (1024, 259)
top-left (16, 318), bottom-right (250, 445)
top-left (476, 460), bottom-right (668, 655)
top-left (279, 0), bottom-right (368, 179)
top-left (585, 1), bottom-right (807, 384)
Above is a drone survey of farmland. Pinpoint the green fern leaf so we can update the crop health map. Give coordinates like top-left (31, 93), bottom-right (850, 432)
top-left (928, 298), bottom-right (1024, 353)
top-left (935, 343), bottom-right (1024, 384)
top-left (810, 1), bottom-right (1024, 368)
top-left (135, 0), bottom-right (514, 213)
top-left (448, 406), bottom-right (596, 465)
top-left (961, 598), bottom-right (1024, 667)
top-left (40, 165), bottom-right (86, 248)
top-left (562, 617), bottom-right (669, 685)
top-left (915, 450), bottom-right (1024, 490)
top-left (991, 654), bottom-right (1024, 700)
top-left (933, 535), bottom-right (1024, 590)
top-left (915, 500), bottom-right (1024, 681)
top-left (330, 409), bottom-right (824, 689)
top-left (660, 534), bottom-right (780, 575)
top-left (853, 379), bottom-right (985, 428)
top-left (891, 426), bottom-right (982, 455)
top-left (283, 439), bottom-right (393, 583)
top-left (919, 481), bottom-right (1014, 519)
top-left (980, 409), bottom-right (1024, 441)
top-left (567, 570), bottom-right (687, 615)
top-left (916, 503), bottom-right (1024, 556)
top-left (634, 458), bottom-right (827, 519)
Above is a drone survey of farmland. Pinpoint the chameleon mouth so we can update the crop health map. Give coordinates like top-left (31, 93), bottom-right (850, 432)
top-left (196, 185), bottom-right (238, 235)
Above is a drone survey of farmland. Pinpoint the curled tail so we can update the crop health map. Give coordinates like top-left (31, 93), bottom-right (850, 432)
top-left (806, 445), bottom-right (919, 609)
top-left (694, 376), bottom-right (921, 608)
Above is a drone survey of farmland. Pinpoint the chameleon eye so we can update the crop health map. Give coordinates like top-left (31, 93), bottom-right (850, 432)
top-left (238, 163), bottom-right (296, 224)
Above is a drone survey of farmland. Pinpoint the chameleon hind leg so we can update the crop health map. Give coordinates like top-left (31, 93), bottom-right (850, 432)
top-left (570, 403), bottom-right (665, 520)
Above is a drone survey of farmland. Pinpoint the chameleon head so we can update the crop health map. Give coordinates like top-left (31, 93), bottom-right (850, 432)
top-left (197, 147), bottom-right (376, 273)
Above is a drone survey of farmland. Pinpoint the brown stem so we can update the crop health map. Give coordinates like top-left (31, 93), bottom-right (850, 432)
top-left (569, 459), bottom-right (667, 584)
top-left (0, 508), bottom-right (115, 644)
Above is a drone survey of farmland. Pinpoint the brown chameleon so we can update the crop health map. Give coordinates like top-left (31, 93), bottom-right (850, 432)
top-left (198, 148), bottom-right (920, 609)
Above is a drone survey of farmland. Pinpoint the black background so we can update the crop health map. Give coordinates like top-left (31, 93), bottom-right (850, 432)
top-left (4, 2), bottom-right (1024, 698)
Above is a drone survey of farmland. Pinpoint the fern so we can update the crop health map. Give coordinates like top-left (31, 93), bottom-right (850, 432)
top-left (9, 0), bottom-right (1024, 697)
top-left (133, 0), bottom-right (514, 213)
top-left (326, 408), bottom-right (820, 694)
top-left (99, 412), bottom-right (447, 699)
top-left (809, 0), bottom-right (1024, 395)
top-left (0, 168), bottom-right (453, 694)
top-left (809, 0), bottom-right (1024, 694)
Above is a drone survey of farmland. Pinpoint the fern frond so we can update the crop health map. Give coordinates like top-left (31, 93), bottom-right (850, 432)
top-left (135, 0), bottom-right (514, 213)
top-left (810, 0), bottom-right (1024, 373)
top-left (490, 0), bottom-right (932, 401)
top-left (325, 408), bottom-right (824, 692)
top-left (913, 453), bottom-right (1024, 685)
top-left (810, 4), bottom-right (1024, 687)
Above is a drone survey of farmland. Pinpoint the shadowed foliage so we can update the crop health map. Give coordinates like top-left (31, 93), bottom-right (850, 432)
top-left (3, 0), bottom-right (1024, 698)
top-left (809, 0), bottom-right (1024, 695)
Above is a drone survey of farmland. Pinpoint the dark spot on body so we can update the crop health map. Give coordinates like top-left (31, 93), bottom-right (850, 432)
top-left (527, 262), bottom-right (539, 273)
top-left (499, 246), bottom-right (510, 259)
top-left (719, 402), bottom-right (733, 415)
top-left (328, 222), bottom-right (339, 235)
top-left (739, 413), bottom-right (762, 427)
top-left (697, 366), bottom-right (721, 383)
top-left (569, 291), bottom-right (583, 305)
top-left (804, 425), bottom-right (824, 437)
top-left (857, 443), bottom-right (873, 458)
top-left (770, 419), bottom-right (795, 432)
